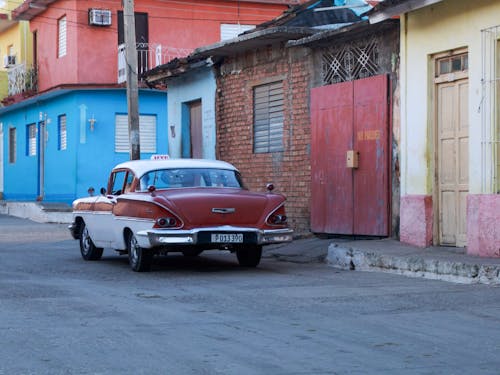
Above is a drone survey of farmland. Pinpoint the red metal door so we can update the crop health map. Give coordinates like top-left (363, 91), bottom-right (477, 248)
top-left (310, 75), bottom-right (389, 236)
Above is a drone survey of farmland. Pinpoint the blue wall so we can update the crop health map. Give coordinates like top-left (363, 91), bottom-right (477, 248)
top-left (167, 67), bottom-right (216, 159)
top-left (1, 88), bottom-right (168, 203)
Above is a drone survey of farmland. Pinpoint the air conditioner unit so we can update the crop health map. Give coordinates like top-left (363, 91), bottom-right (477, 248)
top-left (3, 55), bottom-right (15, 68)
top-left (89, 9), bottom-right (112, 26)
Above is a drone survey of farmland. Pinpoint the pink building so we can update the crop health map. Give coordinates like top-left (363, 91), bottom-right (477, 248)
top-left (12, 0), bottom-right (299, 94)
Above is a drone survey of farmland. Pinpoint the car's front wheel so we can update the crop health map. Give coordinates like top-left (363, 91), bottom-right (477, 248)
top-left (236, 245), bottom-right (262, 267)
top-left (127, 232), bottom-right (153, 272)
top-left (79, 222), bottom-right (103, 261)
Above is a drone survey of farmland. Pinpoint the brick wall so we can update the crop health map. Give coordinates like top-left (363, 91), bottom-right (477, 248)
top-left (215, 43), bottom-right (313, 235)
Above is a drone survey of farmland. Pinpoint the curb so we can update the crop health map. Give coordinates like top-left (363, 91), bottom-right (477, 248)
top-left (327, 243), bottom-right (500, 285)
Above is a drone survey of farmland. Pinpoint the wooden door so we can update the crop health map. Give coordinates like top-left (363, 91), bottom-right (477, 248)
top-left (189, 100), bottom-right (203, 158)
top-left (310, 75), bottom-right (389, 236)
top-left (437, 79), bottom-right (469, 247)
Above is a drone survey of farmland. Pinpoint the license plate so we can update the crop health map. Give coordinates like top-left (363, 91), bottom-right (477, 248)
top-left (211, 233), bottom-right (243, 243)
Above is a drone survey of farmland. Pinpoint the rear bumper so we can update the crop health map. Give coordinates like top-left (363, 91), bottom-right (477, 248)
top-left (136, 226), bottom-right (294, 248)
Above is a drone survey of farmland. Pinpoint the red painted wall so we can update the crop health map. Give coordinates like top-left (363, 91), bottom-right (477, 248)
top-left (29, 0), bottom-right (291, 92)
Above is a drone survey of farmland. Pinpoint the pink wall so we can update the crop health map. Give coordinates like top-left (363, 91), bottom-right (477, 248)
top-left (30, 0), bottom-right (290, 92)
top-left (400, 195), bottom-right (433, 248)
top-left (467, 194), bottom-right (500, 257)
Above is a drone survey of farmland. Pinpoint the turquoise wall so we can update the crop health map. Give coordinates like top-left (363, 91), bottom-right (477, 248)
top-left (167, 67), bottom-right (216, 159)
top-left (1, 88), bottom-right (168, 202)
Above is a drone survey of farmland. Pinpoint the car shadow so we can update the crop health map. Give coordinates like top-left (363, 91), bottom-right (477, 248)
top-left (98, 251), bottom-right (267, 274)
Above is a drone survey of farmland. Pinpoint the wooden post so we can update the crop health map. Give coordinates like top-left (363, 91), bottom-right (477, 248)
top-left (123, 0), bottom-right (140, 160)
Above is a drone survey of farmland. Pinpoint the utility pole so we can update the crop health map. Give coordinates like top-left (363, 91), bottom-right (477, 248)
top-left (123, 0), bottom-right (140, 160)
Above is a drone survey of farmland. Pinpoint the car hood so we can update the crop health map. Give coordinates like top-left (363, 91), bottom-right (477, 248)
top-left (154, 188), bottom-right (282, 227)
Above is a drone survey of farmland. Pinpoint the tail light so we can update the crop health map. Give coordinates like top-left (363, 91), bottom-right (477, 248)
top-left (267, 205), bottom-right (288, 226)
top-left (154, 216), bottom-right (179, 228)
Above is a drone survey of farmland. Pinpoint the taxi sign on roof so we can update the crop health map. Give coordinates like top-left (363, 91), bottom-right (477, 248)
top-left (151, 154), bottom-right (170, 160)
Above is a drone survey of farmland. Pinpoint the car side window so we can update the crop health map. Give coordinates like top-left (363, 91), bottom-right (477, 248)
top-left (124, 172), bottom-right (135, 193)
top-left (111, 171), bottom-right (127, 195)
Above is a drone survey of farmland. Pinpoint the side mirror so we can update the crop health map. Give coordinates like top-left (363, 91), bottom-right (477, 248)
top-left (100, 187), bottom-right (106, 195)
top-left (266, 183), bottom-right (274, 192)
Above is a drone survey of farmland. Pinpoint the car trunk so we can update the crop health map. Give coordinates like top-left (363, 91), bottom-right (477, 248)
top-left (157, 188), bottom-right (269, 226)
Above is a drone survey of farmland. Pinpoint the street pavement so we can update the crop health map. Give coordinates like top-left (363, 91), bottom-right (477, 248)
top-left (1, 212), bottom-right (499, 285)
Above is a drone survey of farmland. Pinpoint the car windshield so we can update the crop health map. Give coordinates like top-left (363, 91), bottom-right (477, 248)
top-left (138, 168), bottom-right (244, 191)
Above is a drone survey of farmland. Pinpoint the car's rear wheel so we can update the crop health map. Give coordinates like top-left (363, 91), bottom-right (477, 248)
top-left (236, 245), bottom-right (262, 267)
top-left (79, 222), bottom-right (103, 261)
top-left (127, 232), bottom-right (153, 272)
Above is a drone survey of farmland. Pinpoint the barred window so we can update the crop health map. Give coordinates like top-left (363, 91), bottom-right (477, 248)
top-left (322, 36), bottom-right (380, 84)
top-left (26, 123), bottom-right (36, 156)
top-left (58, 115), bottom-right (67, 150)
top-left (253, 81), bottom-right (284, 153)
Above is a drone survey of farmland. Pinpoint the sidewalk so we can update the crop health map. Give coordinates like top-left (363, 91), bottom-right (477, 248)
top-left (263, 236), bottom-right (500, 285)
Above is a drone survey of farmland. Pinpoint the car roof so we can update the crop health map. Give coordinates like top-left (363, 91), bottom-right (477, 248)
top-left (113, 158), bottom-right (238, 178)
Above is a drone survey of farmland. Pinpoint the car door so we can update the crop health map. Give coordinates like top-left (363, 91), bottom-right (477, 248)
top-left (87, 170), bottom-right (129, 248)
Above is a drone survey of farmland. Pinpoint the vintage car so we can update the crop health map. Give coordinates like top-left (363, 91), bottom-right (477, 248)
top-left (69, 158), bottom-right (293, 272)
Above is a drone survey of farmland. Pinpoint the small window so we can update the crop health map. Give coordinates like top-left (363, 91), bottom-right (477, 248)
top-left (26, 123), bottom-right (36, 156)
top-left (436, 53), bottom-right (468, 77)
top-left (8, 127), bottom-right (16, 163)
top-left (253, 81), bottom-right (284, 153)
top-left (58, 115), bottom-right (67, 150)
top-left (58, 16), bottom-right (67, 58)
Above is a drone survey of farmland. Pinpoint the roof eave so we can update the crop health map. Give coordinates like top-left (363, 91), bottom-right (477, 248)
top-left (12, 0), bottom-right (57, 21)
top-left (367, 0), bottom-right (443, 24)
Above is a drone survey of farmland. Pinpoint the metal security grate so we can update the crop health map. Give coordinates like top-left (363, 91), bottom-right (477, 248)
top-left (480, 24), bottom-right (500, 194)
top-left (322, 36), bottom-right (381, 84)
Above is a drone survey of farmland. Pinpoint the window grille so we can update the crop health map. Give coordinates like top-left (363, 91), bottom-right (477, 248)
top-left (253, 81), bottom-right (284, 153)
top-left (8, 128), bottom-right (16, 163)
top-left (58, 16), bottom-right (67, 58)
top-left (480, 25), bottom-right (500, 193)
top-left (58, 115), bottom-right (67, 151)
top-left (322, 36), bottom-right (381, 84)
top-left (27, 123), bottom-right (36, 156)
top-left (115, 114), bottom-right (157, 153)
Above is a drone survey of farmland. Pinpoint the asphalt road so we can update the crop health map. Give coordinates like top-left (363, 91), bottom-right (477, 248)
top-left (1, 214), bottom-right (499, 374)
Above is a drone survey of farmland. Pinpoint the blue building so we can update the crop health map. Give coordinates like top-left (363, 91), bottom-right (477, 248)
top-left (0, 88), bottom-right (168, 203)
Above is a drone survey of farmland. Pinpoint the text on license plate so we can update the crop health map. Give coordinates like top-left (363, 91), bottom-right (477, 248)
top-left (211, 233), bottom-right (243, 243)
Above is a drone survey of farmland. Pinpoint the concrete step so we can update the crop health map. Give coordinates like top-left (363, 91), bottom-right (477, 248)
top-left (0, 201), bottom-right (73, 224)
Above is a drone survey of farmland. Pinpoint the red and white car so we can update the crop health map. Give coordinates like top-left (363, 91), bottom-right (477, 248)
top-left (69, 158), bottom-right (293, 271)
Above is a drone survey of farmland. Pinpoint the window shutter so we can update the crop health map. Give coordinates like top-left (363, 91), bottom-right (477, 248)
top-left (220, 24), bottom-right (255, 41)
top-left (115, 114), bottom-right (157, 153)
top-left (27, 124), bottom-right (36, 156)
top-left (253, 82), bottom-right (284, 153)
top-left (59, 115), bottom-right (67, 150)
top-left (58, 16), bottom-right (67, 58)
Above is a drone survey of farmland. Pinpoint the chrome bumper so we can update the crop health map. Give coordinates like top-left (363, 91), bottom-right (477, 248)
top-left (136, 226), bottom-right (294, 248)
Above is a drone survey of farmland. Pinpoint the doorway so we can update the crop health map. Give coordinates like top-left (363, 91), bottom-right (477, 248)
top-left (434, 53), bottom-right (469, 247)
